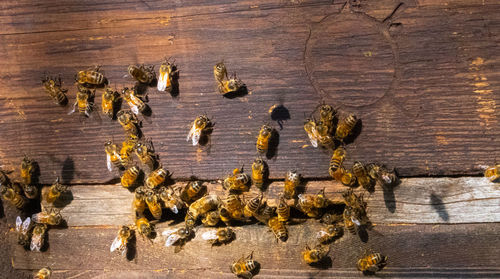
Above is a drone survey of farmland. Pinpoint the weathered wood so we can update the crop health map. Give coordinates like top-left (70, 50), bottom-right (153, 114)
top-left (0, 0), bottom-right (498, 183)
top-left (11, 223), bottom-right (500, 278)
top-left (41, 177), bottom-right (500, 226)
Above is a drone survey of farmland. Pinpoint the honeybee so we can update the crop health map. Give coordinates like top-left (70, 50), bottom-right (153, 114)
top-left (135, 217), bottom-right (154, 238)
top-left (251, 158), bottom-right (266, 190)
top-left (180, 181), bottom-right (205, 204)
top-left (201, 210), bottom-right (220, 227)
top-left (366, 163), bottom-right (398, 188)
top-left (30, 223), bottom-right (47, 252)
top-left (319, 104), bottom-right (336, 129)
top-left (296, 194), bottom-right (320, 218)
top-left (45, 177), bottom-right (67, 204)
top-left (317, 223), bottom-right (343, 244)
top-left (145, 166), bottom-right (169, 189)
top-left (214, 61), bottom-right (228, 84)
top-left (186, 194), bottom-right (221, 223)
top-left (69, 86), bottom-right (95, 117)
top-left (0, 169), bottom-right (10, 187)
top-left (243, 193), bottom-right (263, 218)
top-left (329, 146), bottom-right (346, 175)
top-left (342, 189), bottom-right (366, 209)
top-left (352, 161), bottom-right (374, 191)
top-left (135, 139), bottom-right (158, 171)
top-left (42, 76), bottom-right (68, 105)
top-left (302, 244), bottom-right (330, 265)
top-left (268, 216), bottom-right (288, 242)
top-left (484, 164), bottom-right (500, 182)
top-left (22, 184), bottom-right (38, 200)
top-left (133, 186), bottom-right (147, 214)
top-left (128, 64), bottom-right (155, 84)
top-left (157, 58), bottom-right (179, 92)
top-left (120, 135), bottom-right (139, 167)
top-left (32, 208), bottom-right (63, 226)
top-left (101, 87), bottom-right (120, 118)
top-left (231, 252), bottom-right (257, 279)
top-left (304, 118), bottom-right (320, 148)
top-left (256, 124), bottom-right (273, 154)
top-left (121, 166), bottom-right (140, 188)
top-left (15, 216), bottom-right (32, 247)
top-left (277, 195), bottom-right (290, 222)
top-left (186, 115), bottom-right (212, 146)
top-left (110, 226), bottom-right (133, 256)
top-left (158, 186), bottom-right (185, 214)
top-left (220, 194), bottom-right (245, 223)
top-left (331, 166), bottom-right (357, 187)
top-left (163, 226), bottom-right (194, 253)
top-left (1, 186), bottom-right (28, 209)
top-left (76, 66), bottom-right (106, 87)
top-left (343, 207), bottom-right (357, 234)
top-left (335, 114), bottom-right (357, 140)
top-left (313, 188), bottom-right (329, 209)
top-left (122, 87), bottom-right (147, 115)
top-left (117, 110), bottom-right (140, 136)
top-left (34, 267), bottom-right (52, 279)
top-left (144, 189), bottom-right (162, 220)
top-left (316, 121), bottom-right (335, 149)
top-left (320, 211), bottom-right (343, 225)
top-left (223, 168), bottom-right (250, 192)
top-left (202, 227), bottom-right (234, 246)
top-left (104, 140), bottom-right (123, 172)
top-left (253, 201), bottom-right (276, 224)
top-left (284, 170), bottom-right (300, 199)
top-left (357, 251), bottom-right (388, 274)
top-left (21, 155), bottom-right (35, 185)
top-left (218, 73), bottom-right (244, 95)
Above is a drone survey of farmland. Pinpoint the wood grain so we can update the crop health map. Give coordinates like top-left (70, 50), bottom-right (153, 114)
top-left (38, 177), bottom-right (500, 226)
top-left (0, 0), bottom-right (498, 183)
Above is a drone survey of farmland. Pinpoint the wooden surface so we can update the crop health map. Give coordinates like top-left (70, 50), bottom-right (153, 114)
top-left (0, 0), bottom-right (498, 183)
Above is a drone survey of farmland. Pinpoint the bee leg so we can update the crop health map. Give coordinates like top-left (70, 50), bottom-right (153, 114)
top-left (68, 101), bottom-right (77, 115)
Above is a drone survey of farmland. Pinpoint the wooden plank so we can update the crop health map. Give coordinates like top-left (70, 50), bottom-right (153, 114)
top-left (42, 177), bottom-right (500, 226)
top-left (11, 223), bottom-right (500, 278)
top-left (0, 1), bottom-right (498, 183)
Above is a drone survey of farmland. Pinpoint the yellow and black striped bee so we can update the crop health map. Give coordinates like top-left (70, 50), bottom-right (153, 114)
top-left (158, 58), bottom-right (179, 92)
top-left (45, 177), bottom-right (67, 204)
top-left (133, 186), bottom-right (147, 214)
top-left (316, 120), bottom-right (335, 149)
top-left (101, 87), bottom-right (120, 119)
top-left (117, 110), bottom-right (140, 136)
top-left (104, 140), bottom-right (123, 172)
top-left (214, 61), bottom-right (228, 85)
top-left (76, 65), bottom-right (107, 87)
top-left (201, 227), bottom-right (235, 246)
top-left (357, 251), bottom-right (388, 274)
top-left (366, 163), bottom-right (399, 188)
top-left (180, 181), bottom-right (205, 204)
top-left (145, 166), bottom-right (169, 189)
top-left (318, 104), bottom-right (336, 130)
top-left (231, 252), bottom-right (258, 279)
top-left (317, 223), bottom-right (344, 244)
top-left (284, 170), bottom-right (300, 199)
top-left (32, 208), bottom-right (63, 226)
top-left (110, 226), bottom-right (133, 257)
top-left (251, 158), bottom-right (266, 190)
top-left (0, 168), bottom-right (10, 187)
top-left (20, 155), bottom-right (35, 186)
top-left (302, 244), bottom-right (330, 265)
top-left (1, 185), bottom-right (28, 209)
top-left (329, 146), bottom-right (346, 176)
top-left (201, 210), bottom-right (220, 227)
top-left (135, 139), bottom-right (158, 171)
top-left (335, 114), bottom-right (357, 141)
top-left (135, 217), bottom-right (154, 238)
top-left (121, 166), bottom-right (140, 188)
top-left (186, 115), bottom-right (212, 146)
top-left (220, 194), bottom-right (245, 224)
top-left (30, 223), bottom-right (47, 252)
top-left (122, 87), bottom-right (147, 115)
top-left (304, 118), bottom-right (320, 148)
top-left (352, 161), bottom-right (374, 191)
top-left (145, 189), bottom-right (162, 220)
top-left (223, 168), bottom-right (250, 192)
top-left (218, 73), bottom-right (244, 95)
top-left (268, 216), bottom-right (288, 242)
top-left (277, 195), bottom-right (290, 222)
top-left (69, 85), bottom-right (95, 117)
top-left (128, 64), bottom-right (155, 85)
top-left (243, 193), bottom-right (263, 218)
top-left (163, 226), bottom-right (194, 253)
top-left (120, 134), bottom-right (139, 167)
top-left (256, 124), bottom-right (273, 154)
top-left (42, 75), bottom-right (68, 105)
top-left (34, 267), bottom-right (52, 279)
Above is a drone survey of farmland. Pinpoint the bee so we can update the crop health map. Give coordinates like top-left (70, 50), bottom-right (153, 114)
top-left (186, 194), bottom-right (221, 224)
top-left (135, 217), bottom-right (154, 238)
top-left (302, 244), bottom-right (330, 265)
top-left (128, 64), bottom-right (155, 84)
top-left (122, 87), bottom-right (147, 115)
top-left (343, 207), bottom-right (357, 234)
top-left (231, 252), bottom-right (257, 279)
top-left (133, 186), bottom-right (147, 214)
top-left (1, 186), bottom-right (28, 209)
top-left (45, 177), bottom-right (67, 204)
top-left (484, 163), bottom-right (500, 182)
top-left (101, 87), bottom-right (120, 118)
top-left (220, 194), bottom-right (245, 223)
top-left (144, 189), bottom-right (162, 219)
top-left (277, 195), bottom-right (290, 222)
top-left (157, 58), bottom-right (179, 92)
top-left (202, 227), bottom-right (234, 246)
top-left (0, 169), bottom-right (10, 187)
top-left (320, 211), bottom-right (343, 225)
top-left (20, 155), bottom-right (35, 185)
top-left (268, 216), bottom-right (288, 242)
top-left (329, 146), bottom-right (346, 175)
top-left (317, 224), bottom-right (344, 244)
top-left (104, 141), bottom-right (123, 172)
top-left (335, 114), bottom-right (357, 141)
top-left (34, 267), bottom-right (52, 279)
top-left (201, 210), bottom-right (220, 227)
top-left (218, 73), bottom-right (243, 95)
top-left (331, 166), bottom-right (357, 187)
top-left (121, 166), bottom-right (140, 188)
top-left (284, 170), bottom-right (300, 199)
top-left (214, 61), bottom-right (228, 84)
top-left (223, 168), bottom-right (250, 192)
top-left (243, 193), bottom-right (263, 218)
top-left (30, 223), bottom-right (47, 252)
top-left (69, 86), bottom-right (95, 117)
top-left (316, 121), bottom-right (335, 149)
top-left (110, 226), bottom-right (133, 256)
top-left (135, 139), bottom-right (157, 171)
top-left (342, 189), bottom-right (366, 210)
top-left (313, 188), bottom-right (329, 209)
top-left (319, 104), bottom-right (336, 129)
top-left (366, 163), bottom-right (398, 188)
top-left (145, 166), bottom-right (169, 189)
top-left (120, 135), bottom-right (139, 167)
top-left (253, 201), bottom-right (276, 224)
top-left (42, 76), bottom-right (68, 105)
top-left (296, 194), bottom-right (320, 218)
top-left (15, 216), bottom-right (32, 247)
top-left (352, 161), bottom-right (374, 191)
top-left (180, 181), bottom-right (205, 204)
top-left (162, 226), bottom-right (194, 253)
top-left (32, 208), bottom-right (63, 226)
top-left (357, 251), bottom-right (388, 274)
top-left (76, 66), bottom-right (106, 87)
top-left (22, 184), bottom-right (38, 200)
top-left (158, 186), bottom-right (185, 214)
top-left (304, 118), bottom-right (320, 148)
top-left (117, 110), bottom-right (140, 136)
top-left (251, 158), bottom-right (266, 190)
top-left (256, 124), bottom-right (273, 154)
top-left (186, 115), bottom-right (211, 146)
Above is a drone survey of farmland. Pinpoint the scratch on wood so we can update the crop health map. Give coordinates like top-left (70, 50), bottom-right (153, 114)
top-left (469, 57), bottom-right (497, 129)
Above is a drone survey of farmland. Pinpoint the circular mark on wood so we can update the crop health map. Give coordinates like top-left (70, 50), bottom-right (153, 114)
top-left (305, 12), bottom-right (395, 107)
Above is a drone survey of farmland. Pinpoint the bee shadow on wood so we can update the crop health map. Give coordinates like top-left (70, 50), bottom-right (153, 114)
top-left (168, 71), bottom-right (180, 99)
top-left (222, 85), bottom-right (248, 99)
top-left (309, 256), bottom-right (333, 269)
top-left (53, 188), bottom-right (74, 209)
top-left (198, 125), bottom-right (214, 154)
top-left (41, 231), bottom-right (50, 252)
top-left (430, 193), bottom-right (449, 221)
top-left (382, 186), bottom-right (396, 213)
top-left (257, 161), bottom-right (271, 192)
top-left (0, 200), bottom-right (4, 218)
top-left (164, 207), bottom-right (188, 226)
top-left (266, 129), bottom-right (279, 160)
top-left (126, 231), bottom-right (137, 261)
top-left (342, 119), bottom-right (362, 145)
top-left (270, 105), bottom-right (291, 130)
top-left (112, 98), bottom-right (123, 121)
top-left (61, 157), bottom-right (75, 185)
top-left (357, 225), bottom-right (370, 243)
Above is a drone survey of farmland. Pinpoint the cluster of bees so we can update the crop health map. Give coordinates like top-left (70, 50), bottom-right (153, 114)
top-left (0, 157), bottom-right (68, 254)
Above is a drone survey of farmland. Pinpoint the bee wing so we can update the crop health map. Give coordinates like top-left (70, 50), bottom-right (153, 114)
top-left (161, 228), bottom-right (177, 237)
top-left (316, 230), bottom-right (328, 238)
top-left (22, 217), bottom-right (31, 233)
top-left (351, 216), bottom-right (361, 226)
top-left (307, 133), bottom-right (318, 148)
top-left (157, 71), bottom-right (167, 91)
top-left (106, 154), bottom-right (113, 172)
top-left (191, 130), bottom-right (200, 146)
top-left (169, 205), bottom-right (179, 214)
top-left (165, 233), bottom-right (181, 247)
top-left (16, 216), bottom-right (22, 232)
top-left (201, 230), bottom-right (218, 241)
top-left (130, 105), bottom-right (139, 115)
top-left (31, 212), bottom-right (42, 223)
top-left (186, 124), bottom-right (195, 142)
top-left (110, 236), bottom-right (122, 252)
top-left (30, 233), bottom-right (42, 252)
